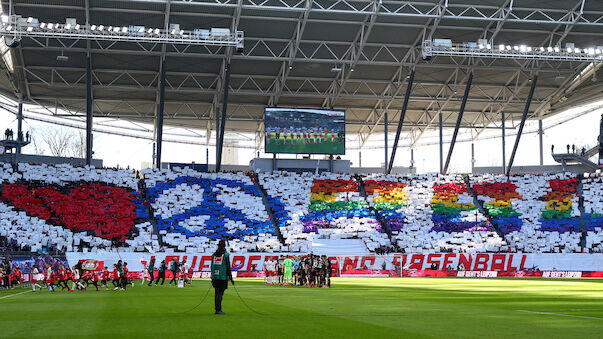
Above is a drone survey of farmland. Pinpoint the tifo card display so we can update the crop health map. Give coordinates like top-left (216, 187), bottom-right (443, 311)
top-left (264, 107), bottom-right (345, 155)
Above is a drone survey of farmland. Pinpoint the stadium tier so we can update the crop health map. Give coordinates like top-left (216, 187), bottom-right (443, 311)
top-left (142, 168), bottom-right (283, 253)
top-left (0, 164), bottom-right (601, 254)
top-left (258, 171), bottom-right (389, 253)
top-left (0, 164), bottom-right (156, 253)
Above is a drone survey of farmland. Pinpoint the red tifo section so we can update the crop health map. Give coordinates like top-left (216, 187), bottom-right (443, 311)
top-left (1, 183), bottom-right (138, 241)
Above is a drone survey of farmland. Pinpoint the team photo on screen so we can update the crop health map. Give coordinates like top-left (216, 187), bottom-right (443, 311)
top-left (264, 107), bottom-right (345, 155)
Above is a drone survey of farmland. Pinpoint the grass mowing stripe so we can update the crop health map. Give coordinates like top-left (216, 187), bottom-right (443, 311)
top-left (0, 290), bottom-right (32, 300)
top-left (516, 310), bottom-right (603, 321)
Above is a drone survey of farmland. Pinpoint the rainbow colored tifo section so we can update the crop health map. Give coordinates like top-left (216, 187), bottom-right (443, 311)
top-left (430, 183), bottom-right (489, 233)
top-left (364, 180), bottom-right (407, 232)
top-left (539, 178), bottom-right (582, 232)
top-left (473, 181), bottom-right (523, 235)
top-left (302, 179), bottom-right (380, 233)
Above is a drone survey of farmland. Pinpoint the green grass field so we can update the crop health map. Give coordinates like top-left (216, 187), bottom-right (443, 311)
top-left (1, 277), bottom-right (602, 338)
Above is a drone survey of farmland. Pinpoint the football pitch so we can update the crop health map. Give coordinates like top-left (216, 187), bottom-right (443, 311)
top-left (1, 277), bottom-right (601, 338)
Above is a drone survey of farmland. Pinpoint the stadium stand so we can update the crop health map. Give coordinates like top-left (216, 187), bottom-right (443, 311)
top-left (258, 171), bottom-right (389, 253)
top-left (0, 162), bottom-right (600, 254)
top-left (384, 174), bottom-right (507, 253)
top-left (142, 168), bottom-right (283, 253)
top-left (582, 172), bottom-right (603, 253)
top-left (477, 173), bottom-right (582, 253)
top-left (0, 163), bottom-right (156, 253)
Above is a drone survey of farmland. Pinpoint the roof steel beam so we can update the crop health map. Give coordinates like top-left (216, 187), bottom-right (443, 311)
top-left (112, 0), bottom-right (603, 27)
top-left (268, 0), bottom-right (312, 107)
top-left (322, 0), bottom-right (381, 108)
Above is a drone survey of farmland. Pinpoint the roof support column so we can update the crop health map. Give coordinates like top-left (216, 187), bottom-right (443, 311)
top-left (538, 119), bottom-right (544, 166)
top-left (155, 58), bottom-right (167, 169)
top-left (501, 111), bottom-right (506, 174)
top-left (216, 63), bottom-right (231, 172)
top-left (443, 71), bottom-right (473, 174)
top-left (387, 69), bottom-right (415, 174)
top-left (85, 55), bottom-right (93, 165)
top-left (507, 75), bottom-right (538, 177)
top-left (383, 111), bottom-right (388, 173)
top-left (16, 100), bottom-right (23, 155)
top-left (439, 111), bottom-right (443, 174)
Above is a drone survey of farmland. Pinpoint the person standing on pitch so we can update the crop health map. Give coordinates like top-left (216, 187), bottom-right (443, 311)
top-left (211, 240), bottom-right (234, 315)
top-left (168, 258), bottom-right (179, 285)
top-left (283, 256), bottom-right (293, 285)
top-left (155, 260), bottom-right (166, 286)
top-left (144, 258), bottom-right (155, 286)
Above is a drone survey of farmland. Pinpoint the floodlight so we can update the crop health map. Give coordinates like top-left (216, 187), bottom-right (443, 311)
top-left (90, 25), bottom-right (96, 30)
top-left (499, 44), bottom-right (505, 51)
top-left (75, 24), bottom-right (80, 30)
top-left (27, 17), bottom-right (33, 23)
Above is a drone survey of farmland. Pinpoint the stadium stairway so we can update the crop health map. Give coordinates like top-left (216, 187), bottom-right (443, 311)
top-left (576, 177), bottom-right (588, 250)
top-left (249, 172), bottom-right (286, 245)
top-left (311, 238), bottom-right (370, 255)
top-left (464, 175), bottom-right (506, 239)
top-left (357, 176), bottom-right (396, 248)
top-left (552, 152), bottom-right (600, 172)
top-left (138, 178), bottom-right (163, 249)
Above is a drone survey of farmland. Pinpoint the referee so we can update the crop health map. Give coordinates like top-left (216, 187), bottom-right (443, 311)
top-left (211, 240), bottom-right (234, 315)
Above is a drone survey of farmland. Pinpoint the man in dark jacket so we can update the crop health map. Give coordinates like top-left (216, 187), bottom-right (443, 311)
top-left (168, 259), bottom-right (180, 285)
top-left (154, 260), bottom-right (166, 286)
top-left (211, 240), bottom-right (234, 315)
top-left (147, 258), bottom-right (155, 287)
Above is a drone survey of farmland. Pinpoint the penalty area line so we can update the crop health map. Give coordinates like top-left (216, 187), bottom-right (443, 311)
top-left (516, 310), bottom-right (603, 321)
top-left (0, 290), bottom-right (33, 300)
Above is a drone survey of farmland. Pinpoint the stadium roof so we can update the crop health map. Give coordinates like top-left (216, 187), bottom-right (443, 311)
top-left (0, 0), bottom-right (602, 148)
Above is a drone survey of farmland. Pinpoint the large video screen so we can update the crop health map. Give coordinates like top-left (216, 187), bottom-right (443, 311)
top-left (264, 107), bottom-right (345, 155)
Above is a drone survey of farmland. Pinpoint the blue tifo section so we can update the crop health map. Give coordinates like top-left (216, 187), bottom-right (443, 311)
top-left (490, 216), bottom-right (522, 235)
top-left (131, 192), bottom-right (149, 219)
top-left (265, 196), bottom-right (291, 227)
top-left (430, 214), bottom-right (488, 233)
top-left (147, 176), bottom-right (286, 239)
top-left (538, 213), bottom-right (603, 233)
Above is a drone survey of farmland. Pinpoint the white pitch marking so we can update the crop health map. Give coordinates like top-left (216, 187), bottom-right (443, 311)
top-left (516, 310), bottom-right (603, 321)
top-left (0, 290), bottom-right (32, 300)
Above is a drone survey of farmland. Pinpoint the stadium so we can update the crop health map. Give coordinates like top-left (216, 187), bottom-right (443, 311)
top-left (0, 0), bottom-right (602, 338)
